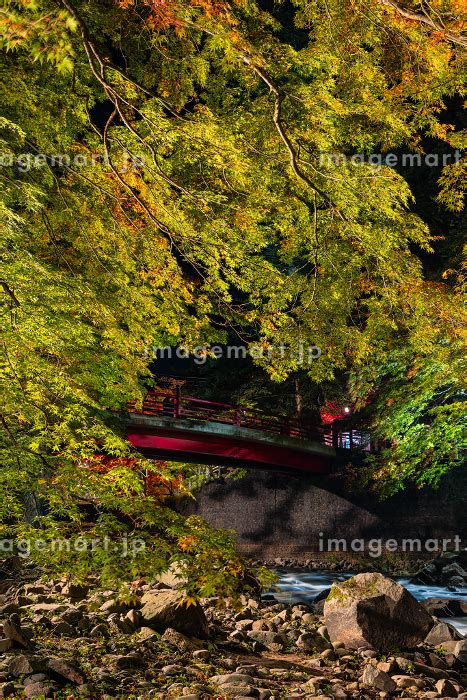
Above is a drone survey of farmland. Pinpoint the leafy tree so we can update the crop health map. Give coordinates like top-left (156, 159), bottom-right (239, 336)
top-left (0, 0), bottom-right (465, 583)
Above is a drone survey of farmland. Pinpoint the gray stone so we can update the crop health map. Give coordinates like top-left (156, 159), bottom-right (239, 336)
top-left (124, 609), bottom-right (141, 627)
top-left (3, 614), bottom-right (34, 649)
top-left (52, 621), bottom-right (74, 636)
top-left (47, 658), bottom-right (86, 684)
top-left (210, 674), bottom-right (255, 685)
top-left (216, 684), bottom-right (257, 697)
top-left (161, 664), bottom-right (185, 676)
top-left (0, 639), bottom-right (12, 652)
top-left (192, 649), bottom-right (210, 660)
top-left (24, 675), bottom-right (47, 686)
top-left (160, 627), bottom-right (199, 652)
top-left (136, 626), bottom-right (159, 642)
top-left (59, 607), bottom-right (82, 625)
top-left (140, 589), bottom-right (209, 638)
top-left (112, 654), bottom-right (143, 669)
top-left (324, 573), bottom-right (433, 652)
top-left (90, 623), bottom-right (109, 638)
top-left (361, 665), bottom-right (396, 692)
top-left (425, 621), bottom-right (462, 645)
top-left (0, 682), bottom-right (15, 698)
top-left (8, 655), bottom-right (45, 677)
top-left (454, 639), bottom-right (467, 662)
top-left (99, 599), bottom-right (127, 614)
top-left (24, 682), bottom-right (55, 698)
top-left (392, 675), bottom-right (426, 689)
top-left (435, 678), bottom-right (458, 697)
top-left (29, 603), bottom-right (66, 614)
top-left (62, 583), bottom-right (89, 600)
top-left (296, 632), bottom-right (330, 652)
top-left (247, 630), bottom-right (285, 651)
top-left (156, 563), bottom-right (187, 590)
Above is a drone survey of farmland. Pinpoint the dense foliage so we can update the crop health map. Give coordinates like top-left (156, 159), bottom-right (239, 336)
top-left (0, 0), bottom-right (465, 583)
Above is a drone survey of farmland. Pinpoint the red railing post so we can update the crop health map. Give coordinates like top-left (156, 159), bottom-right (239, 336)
top-left (175, 386), bottom-right (181, 419)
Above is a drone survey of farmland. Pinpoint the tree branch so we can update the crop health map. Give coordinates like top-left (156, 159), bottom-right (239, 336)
top-left (0, 280), bottom-right (20, 307)
top-left (377, 0), bottom-right (467, 47)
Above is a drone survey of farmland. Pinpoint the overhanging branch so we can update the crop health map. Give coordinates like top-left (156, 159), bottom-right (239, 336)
top-left (377, 0), bottom-right (467, 47)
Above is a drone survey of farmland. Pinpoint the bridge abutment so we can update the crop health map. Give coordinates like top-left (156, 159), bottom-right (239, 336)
top-left (181, 470), bottom-right (466, 561)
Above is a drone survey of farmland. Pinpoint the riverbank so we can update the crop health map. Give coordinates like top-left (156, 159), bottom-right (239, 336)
top-left (1, 559), bottom-right (466, 699)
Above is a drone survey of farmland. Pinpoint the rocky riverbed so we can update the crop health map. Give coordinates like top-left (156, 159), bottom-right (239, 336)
top-left (1, 558), bottom-right (466, 699)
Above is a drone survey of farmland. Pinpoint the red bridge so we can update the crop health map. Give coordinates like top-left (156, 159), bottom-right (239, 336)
top-left (126, 391), bottom-right (372, 474)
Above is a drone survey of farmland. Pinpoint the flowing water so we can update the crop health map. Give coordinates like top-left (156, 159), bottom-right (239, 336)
top-left (272, 569), bottom-right (467, 635)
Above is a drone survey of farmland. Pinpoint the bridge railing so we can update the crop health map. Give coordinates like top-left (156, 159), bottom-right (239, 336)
top-left (128, 390), bottom-right (374, 450)
top-left (128, 390), bottom-right (322, 441)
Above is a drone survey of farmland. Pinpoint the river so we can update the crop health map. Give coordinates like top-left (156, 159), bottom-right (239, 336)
top-left (273, 569), bottom-right (467, 636)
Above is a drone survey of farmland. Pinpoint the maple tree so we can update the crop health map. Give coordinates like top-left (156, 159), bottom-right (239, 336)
top-left (0, 0), bottom-right (465, 583)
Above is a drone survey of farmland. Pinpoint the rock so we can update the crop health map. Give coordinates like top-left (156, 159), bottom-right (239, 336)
top-left (140, 589), bottom-right (209, 638)
top-left (236, 619), bottom-right (254, 631)
top-left (210, 674), bottom-right (255, 686)
top-left (3, 613), bottom-right (34, 649)
top-left (0, 682), bottom-right (15, 698)
top-left (317, 625), bottom-right (330, 641)
top-left (425, 621), bottom-right (462, 645)
top-left (0, 557), bottom-right (21, 580)
top-left (161, 665), bottom-right (185, 676)
top-left (47, 658), bottom-right (86, 685)
top-left (60, 607), bottom-right (82, 625)
top-left (320, 648), bottom-right (336, 661)
top-left (422, 597), bottom-right (467, 617)
top-left (90, 623), bottom-right (109, 638)
top-left (107, 613), bottom-right (133, 634)
top-left (136, 626), bottom-right (159, 642)
top-left (30, 603), bottom-right (67, 614)
top-left (156, 563), bottom-right (188, 590)
top-left (251, 619), bottom-right (271, 631)
top-left (426, 652), bottom-right (448, 669)
top-left (24, 674), bottom-right (48, 686)
top-left (8, 655), bottom-right (45, 677)
top-left (435, 678), bottom-right (458, 697)
top-left (52, 621), bottom-right (75, 636)
top-left (392, 675), bottom-right (426, 689)
top-left (296, 632), bottom-right (329, 652)
top-left (441, 562), bottom-right (466, 582)
top-left (216, 684), bottom-right (256, 697)
top-left (112, 654), bottom-right (143, 669)
top-left (324, 573), bottom-right (433, 652)
top-left (301, 613), bottom-right (315, 625)
top-left (124, 609), bottom-right (141, 627)
top-left (62, 583), bottom-right (89, 600)
top-left (377, 660), bottom-right (395, 673)
top-left (246, 630), bottom-right (285, 651)
top-left (160, 627), bottom-right (200, 652)
top-left (361, 665), bottom-right (396, 692)
top-left (24, 682), bottom-right (55, 698)
top-left (455, 639), bottom-right (467, 663)
top-left (412, 661), bottom-right (450, 680)
top-left (99, 599), bottom-right (127, 614)
top-left (192, 649), bottom-right (210, 660)
top-left (0, 639), bottom-right (12, 652)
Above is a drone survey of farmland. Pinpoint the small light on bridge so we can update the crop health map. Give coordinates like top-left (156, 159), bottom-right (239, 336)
top-left (344, 406), bottom-right (350, 413)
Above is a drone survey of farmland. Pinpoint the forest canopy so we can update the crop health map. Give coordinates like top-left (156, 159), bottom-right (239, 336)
top-left (0, 0), bottom-right (465, 583)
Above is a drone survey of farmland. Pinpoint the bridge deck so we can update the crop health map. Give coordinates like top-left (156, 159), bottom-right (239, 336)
top-left (126, 391), bottom-right (371, 473)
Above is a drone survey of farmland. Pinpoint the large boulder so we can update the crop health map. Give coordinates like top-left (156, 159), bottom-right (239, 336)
top-left (140, 588), bottom-right (209, 638)
top-left (323, 573), bottom-right (433, 652)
